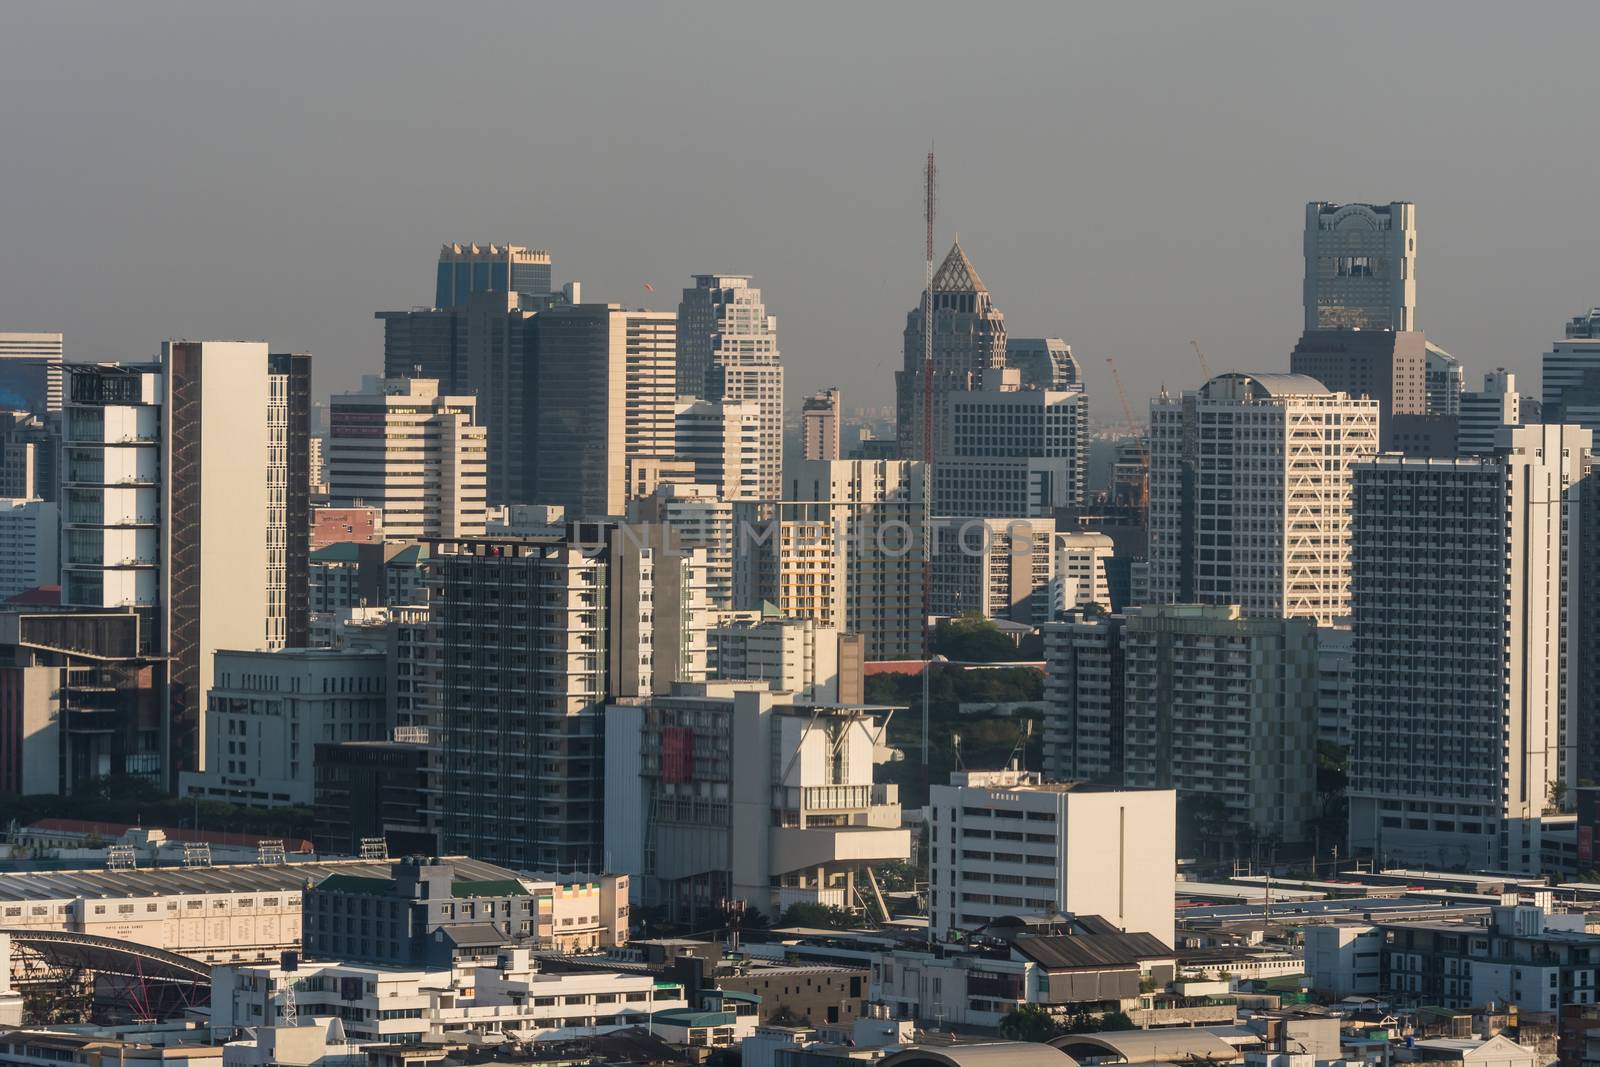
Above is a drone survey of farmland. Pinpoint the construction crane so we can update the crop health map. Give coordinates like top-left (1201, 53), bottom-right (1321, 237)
top-left (1190, 338), bottom-right (1213, 380)
top-left (1105, 357), bottom-right (1139, 436)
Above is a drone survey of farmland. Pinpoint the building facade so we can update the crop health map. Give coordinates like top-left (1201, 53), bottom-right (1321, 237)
top-left (897, 242), bottom-right (1008, 461)
top-left (1348, 426), bottom-right (1591, 872)
top-left (930, 516), bottom-right (1055, 625)
top-left (179, 647), bottom-right (387, 808)
top-left (61, 343), bottom-right (310, 782)
top-left (1457, 369), bottom-right (1523, 455)
top-left (677, 275), bottom-right (784, 501)
top-left (926, 770), bottom-right (1175, 944)
top-left (1303, 201), bottom-right (1417, 331)
top-left (434, 243), bottom-right (552, 308)
top-left (1005, 337), bottom-right (1081, 390)
top-left (0, 331), bottom-right (63, 415)
top-left (0, 498), bottom-right (57, 599)
top-left (934, 368), bottom-right (1088, 518)
top-left (1041, 608), bottom-right (1125, 783)
top-left (801, 388), bottom-right (842, 462)
top-left (604, 683), bottom-right (910, 921)
top-left (1121, 604), bottom-right (1320, 846)
top-left (327, 376), bottom-right (487, 539)
top-left (425, 526), bottom-right (708, 870)
top-left (1148, 372), bottom-right (1380, 626)
top-left (675, 397), bottom-right (761, 502)
top-left (1543, 335), bottom-right (1600, 436)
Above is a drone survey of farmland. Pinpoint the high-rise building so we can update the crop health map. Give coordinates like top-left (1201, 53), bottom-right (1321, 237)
top-left (674, 397), bottom-right (761, 502)
top-left (926, 770), bottom-right (1175, 944)
top-left (425, 525), bottom-right (708, 870)
top-left (1303, 201), bottom-right (1417, 331)
top-left (1425, 344), bottom-right (1464, 417)
top-left (377, 307), bottom-right (464, 393)
top-left (604, 683), bottom-right (909, 920)
top-left (896, 242), bottom-right (1007, 460)
top-left (801, 388), bottom-right (842, 462)
top-left (758, 459), bottom-right (928, 660)
top-left (930, 516), bottom-right (1055, 625)
top-left (0, 411), bottom-right (59, 502)
top-left (1457, 369), bottom-right (1523, 455)
top-left (327, 377), bottom-right (488, 539)
top-left (933, 368), bottom-right (1088, 518)
top-left (1543, 330), bottom-right (1600, 436)
top-left (0, 331), bottom-right (64, 414)
top-left (707, 614), bottom-right (852, 703)
top-left (628, 482), bottom-right (736, 610)
top-left (1348, 425), bottom-right (1591, 872)
top-left (531, 305), bottom-right (678, 518)
top-left (435, 243), bottom-right (552, 308)
top-left (61, 342), bottom-right (310, 782)
top-left (1289, 329), bottom-right (1456, 455)
top-left (1121, 604), bottom-right (1320, 846)
top-left (1005, 337), bottom-right (1081, 390)
top-left (676, 275), bottom-right (784, 501)
top-left (0, 498), bottom-right (58, 599)
top-left (1053, 532), bottom-right (1114, 614)
top-left (1148, 372), bottom-right (1379, 625)
top-left (1041, 608), bottom-right (1125, 783)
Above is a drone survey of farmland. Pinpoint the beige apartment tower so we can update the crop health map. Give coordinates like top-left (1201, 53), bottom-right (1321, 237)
top-left (326, 376), bottom-right (488, 539)
top-left (802, 388), bottom-right (842, 461)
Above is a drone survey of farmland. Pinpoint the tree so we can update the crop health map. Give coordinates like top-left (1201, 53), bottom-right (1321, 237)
top-left (932, 614), bottom-right (1018, 663)
top-left (1547, 779), bottom-right (1570, 814)
top-left (777, 903), bottom-right (857, 930)
top-left (999, 1004), bottom-right (1061, 1042)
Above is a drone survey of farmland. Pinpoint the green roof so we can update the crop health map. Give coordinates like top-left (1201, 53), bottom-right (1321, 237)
top-left (452, 879), bottom-right (527, 898)
top-left (316, 874), bottom-right (394, 895)
top-left (387, 543), bottom-right (430, 565)
top-left (718, 990), bottom-right (762, 1004)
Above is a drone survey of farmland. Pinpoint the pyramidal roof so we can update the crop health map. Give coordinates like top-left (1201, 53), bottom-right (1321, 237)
top-left (930, 240), bottom-right (987, 294)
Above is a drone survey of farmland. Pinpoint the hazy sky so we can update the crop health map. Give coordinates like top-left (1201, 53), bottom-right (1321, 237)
top-left (4, 2), bottom-right (1598, 424)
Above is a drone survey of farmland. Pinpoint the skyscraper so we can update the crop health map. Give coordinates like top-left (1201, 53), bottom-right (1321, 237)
top-left (61, 342), bottom-right (309, 782)
top-left (801, 387), bottom-right (841, 462)
top-left (896, 241), bottom-right (1007, 461)
top-left (933, 367), bottom-right (1088, 518)
top-left (1303, 201), bottom-right (1417, 331)
top-left (434, 243), bottom-right (552, 308)
top-left (1148, 372), bottom-right (1380, 625)
top-left (677, 275), bottom-right (784, 501)
top-left (1348, 425), bottom-right (1590, 872)
top-left (1005, 337), bottom-right (1081, 390)
top-left (326, 376), bottom-right (488, 539)
top-left (674, 397), bottom-right (760, 502)
top-left (531, 305), bottom-right (678, 518)
top-left (1543, 323), bottom-right (1600, 436)
top-left (0, 331), bottom-right (64, 415)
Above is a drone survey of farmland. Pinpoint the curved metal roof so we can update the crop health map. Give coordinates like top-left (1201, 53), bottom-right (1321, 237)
top-left (3, 928), bottom-right (211, 983)
top-left (880, 1043), bottom-right (1079, 1067)
top-left (1202, 371), bottom-right (1331, 399)
top-left (1050, 1029), bottom-right (1241, 1063)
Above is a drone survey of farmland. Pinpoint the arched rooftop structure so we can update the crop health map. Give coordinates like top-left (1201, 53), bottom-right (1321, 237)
top-left (1049, 1029), bottom-right (1242, 1064)
top-left (880, 1043), bottom-right (1080, 1067)
top-left (3, 928), bottom-right (211, 984)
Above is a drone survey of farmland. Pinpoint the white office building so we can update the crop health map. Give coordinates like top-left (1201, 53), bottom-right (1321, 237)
top-left (628, 481), bottom-right (737, 609)
top-left (326, 376), bottom-right (487, 539)
top-left (1303, 201), bottom-right (1416, 331)
top-left (1457, 368), bottom-right (1523, 455)
top-left (708, 613), bottom-right (847, 703)
top-left (934, 368), bottom-right (1088, 518)
top-left (1349, 425), bottom-right (1591, 872)
top-left (927, 770), bottom-right (1175, 945)
top-left (678, 275), bottom-right (784, 501)
top-left (1053, 531), bottom-right (1114, 614)
top-left (1148, 372), bottom-right (1380, 626)
top-left (0, 498), bottom-right (57, 599)
top-left (179, 646), bottom-right (387, 808)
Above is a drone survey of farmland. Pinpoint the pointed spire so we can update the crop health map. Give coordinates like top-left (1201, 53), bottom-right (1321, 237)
top-left (930, 240), bottom-right (986, 294)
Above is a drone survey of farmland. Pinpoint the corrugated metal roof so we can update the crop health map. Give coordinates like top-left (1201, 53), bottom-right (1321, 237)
top-left (1010, 931), bottom-right (1174, 969)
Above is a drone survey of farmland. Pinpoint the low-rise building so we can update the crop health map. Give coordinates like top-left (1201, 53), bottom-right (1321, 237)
top-left (927, 770), bottom-right (1175, 944)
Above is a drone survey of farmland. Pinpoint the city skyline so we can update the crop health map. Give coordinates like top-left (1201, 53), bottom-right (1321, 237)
top-left (4, 4), bottom-right (1600, 420)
